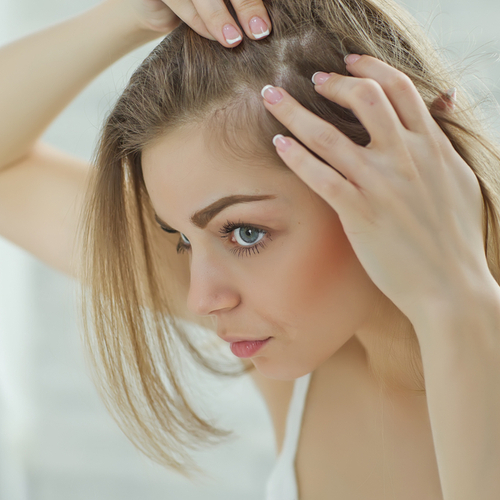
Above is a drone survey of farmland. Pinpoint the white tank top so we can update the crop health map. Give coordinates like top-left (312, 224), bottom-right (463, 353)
top-left (264, 372), bottom-right (312, 500)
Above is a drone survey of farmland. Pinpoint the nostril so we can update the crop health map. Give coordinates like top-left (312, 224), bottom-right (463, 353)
top-left (187, 283), bottom-right (241, 317)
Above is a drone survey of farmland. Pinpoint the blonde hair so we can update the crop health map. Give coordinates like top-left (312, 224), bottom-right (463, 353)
top-left (80, 0), bottom-right (500, 478)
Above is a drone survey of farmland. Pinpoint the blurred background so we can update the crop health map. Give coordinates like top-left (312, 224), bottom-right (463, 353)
top-left (0, 0), bottom-right (499, 499)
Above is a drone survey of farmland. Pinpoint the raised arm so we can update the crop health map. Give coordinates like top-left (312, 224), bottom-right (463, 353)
top-left (0, 0), bottom-right (173, 170)
top-left (0, 0), bottom-right (271, 277)
top-left (0, 0), bottom-right (177, 275)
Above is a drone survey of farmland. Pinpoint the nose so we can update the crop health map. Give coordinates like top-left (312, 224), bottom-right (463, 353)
top-left (186, 250), bottom-right (240, 317)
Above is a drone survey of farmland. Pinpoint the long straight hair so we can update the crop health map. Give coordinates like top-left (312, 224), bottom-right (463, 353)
top-left (80, 0), bottom-right (500, 478)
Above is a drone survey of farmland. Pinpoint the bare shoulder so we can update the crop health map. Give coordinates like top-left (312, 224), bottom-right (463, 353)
top-left (245, 361), bottom-right (295, 455)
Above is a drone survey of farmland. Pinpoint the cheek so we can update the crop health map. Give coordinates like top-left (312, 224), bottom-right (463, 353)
top-left (288, 221), bottom-right (356, 315)
top-left (259, 215), bottom-right (360, 328)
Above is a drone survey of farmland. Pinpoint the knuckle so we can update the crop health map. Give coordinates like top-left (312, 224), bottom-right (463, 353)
top-left (190, 11), bottom-right (206, 29)
top-left (295, 147), bottom-right (311, 166)
top-left (207, 6), bottom-right (231, 25)
top-left (281, 103), bottom-right (300, 127)
top-left (320, 175), bottom-right (342, 199)
top-left (387, 73), bottom-right (413, 94)
top-left (309, 125), bottom-right (341, 151)
top-left (351, 78), bottom-right (383, 103)
top-left (321, 74), bottom-right (344, 98)
top-left (233, 0), bottom-right (262, 15)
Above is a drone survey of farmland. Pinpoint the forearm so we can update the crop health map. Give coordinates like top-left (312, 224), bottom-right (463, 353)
top-left (414, 279), bottom-right (500, 500)
top-left (0, 0), bottom-right (162, 169)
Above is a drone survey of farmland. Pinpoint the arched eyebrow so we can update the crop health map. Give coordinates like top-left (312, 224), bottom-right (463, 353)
top-left (154, 194), bottom-right (277, 232)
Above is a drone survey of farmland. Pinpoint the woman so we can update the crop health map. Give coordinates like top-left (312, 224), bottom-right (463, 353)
top-left (1, 0), bottom-right (499, 498)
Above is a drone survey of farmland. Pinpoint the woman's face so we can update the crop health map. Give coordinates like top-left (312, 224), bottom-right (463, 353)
top-left (142, 123), bottom-right (383, 380)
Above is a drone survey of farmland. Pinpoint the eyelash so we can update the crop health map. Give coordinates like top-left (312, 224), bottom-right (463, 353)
top-left (174, 220), bottom-right (272, 257)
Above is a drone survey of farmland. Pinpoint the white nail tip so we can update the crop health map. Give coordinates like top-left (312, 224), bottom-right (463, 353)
top-left (226, 34), bottom-right (242, 44)
top-left (311, 71), bottom-right (322, 84)
top-left (261, 84), bottom-right (274, 98)
top-left (253, 29), bottom-right (270, 39)
top-left (446, 87), bottom-right (457, 101)
top-left (272, 134), bottom-right (284, 147)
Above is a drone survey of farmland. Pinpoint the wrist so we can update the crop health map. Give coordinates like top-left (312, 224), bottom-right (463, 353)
top-left (410, 272), bottom-right (500, 345)
top-left (96, 0), bottom-right (167, 49)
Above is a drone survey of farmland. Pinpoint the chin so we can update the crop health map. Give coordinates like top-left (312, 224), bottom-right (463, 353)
top-left (251, 357), bottom-right (314, 381)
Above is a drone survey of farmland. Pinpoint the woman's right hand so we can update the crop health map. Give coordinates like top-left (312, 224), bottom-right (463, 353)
top-left (126, 0), bottom-right (182, 34)
top-left (131, 0), bottom-right (272, 47)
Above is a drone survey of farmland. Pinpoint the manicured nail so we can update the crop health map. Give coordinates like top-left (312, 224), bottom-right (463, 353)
top-left (250, 17), bottom-right (269, 39)
top-left (261, 85), bottom-right (283, 104)
top-left (273, 134), bottom-right (291, 152)
top-left (312, 72), bottom-right (331, 85)
top-left (223, 24), bottom-right (242, 45)
top-left (345, 54), bottom-right (361, 65)
top-left (445, 87), bottom-right (457, 103)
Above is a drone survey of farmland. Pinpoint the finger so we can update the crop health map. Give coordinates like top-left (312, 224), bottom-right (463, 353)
top-left (261, 85), bottom-right (365, 182)
top-left (230, 0), bottom-right (272, 40)
top-left (310, 72), bottom-right (405, 148)
top-left (271, 134), bottom-right (361, 219)
top-left (342, 54), bottom-right (436, 134)
top-left (430, 88), bottom-right (457, 114)
top-left (191, 0), bottom-right (244, 46)
top-left (164, 0), bottom-right (216, 40)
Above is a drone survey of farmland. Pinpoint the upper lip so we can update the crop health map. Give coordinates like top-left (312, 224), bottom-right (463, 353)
top-left (218, 335), bottom-right (271, 344)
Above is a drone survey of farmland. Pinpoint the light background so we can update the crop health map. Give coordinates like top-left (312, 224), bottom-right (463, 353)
top-left (0, 0), bottom-right (499, 499)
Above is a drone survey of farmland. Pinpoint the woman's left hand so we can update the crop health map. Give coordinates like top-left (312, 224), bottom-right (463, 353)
top-left (261, 55), bottom-right (491, 325)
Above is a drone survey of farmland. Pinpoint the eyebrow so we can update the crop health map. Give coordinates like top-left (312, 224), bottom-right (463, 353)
top-left (154, 194), bottom-right (277, 232)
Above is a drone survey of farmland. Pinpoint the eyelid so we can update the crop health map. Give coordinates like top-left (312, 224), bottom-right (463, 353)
top-left (159, 225), bottom-right (178, 234)
top-left (175, 222), bottom-right (271, 256)
top-left (159, 225), bottom-right (191, 249)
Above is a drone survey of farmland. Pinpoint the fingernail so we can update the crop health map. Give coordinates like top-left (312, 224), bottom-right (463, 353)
top-left (445, 87), bottom-right (457, 103)
top-left (261, 85), bottom-right (283, 104)
top-left (250, 17), bottom-right (269, 39)
top-left (312, 72), bottom-right (331, 85)
top-left (223, 24), bottom-right (242, 45)
top-left (345, 54), bottom-right (361, 65)
top-left (273, 134), bottom-right (291, 152)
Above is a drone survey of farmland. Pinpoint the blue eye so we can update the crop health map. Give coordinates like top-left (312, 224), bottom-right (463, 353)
top-left (233, 226), bottom-right (265, 246)
top-left (219, 221), bottom-right (271, 257)
top-left (174, 220), bottom-right (271, 257)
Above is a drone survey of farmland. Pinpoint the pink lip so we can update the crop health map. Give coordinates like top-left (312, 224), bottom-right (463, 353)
top-left (229, 337), bottom-right (272, 358)
top-left (219, 335), bottom-right (271, 343)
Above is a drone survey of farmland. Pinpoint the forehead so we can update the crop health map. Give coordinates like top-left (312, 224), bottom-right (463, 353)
top-left (142, 123), bottom-right (297, 208)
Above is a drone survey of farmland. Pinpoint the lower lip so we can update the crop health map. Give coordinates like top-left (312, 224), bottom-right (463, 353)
top-left (230, 337), bottom-right (271, 358)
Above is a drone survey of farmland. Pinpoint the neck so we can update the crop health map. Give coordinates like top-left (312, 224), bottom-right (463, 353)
top-left (358, 291), bottom-right (425, 395)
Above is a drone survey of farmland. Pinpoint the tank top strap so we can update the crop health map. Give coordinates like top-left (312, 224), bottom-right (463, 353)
top-left (264, 371), bottom-right (313, 500)
top-left (280, 371), bottom-right (312, 463)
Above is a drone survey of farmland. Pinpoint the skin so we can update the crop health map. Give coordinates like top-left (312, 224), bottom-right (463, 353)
top-left (138, 63), bottom-right (493, 500)
top-left (141, 122), bottom-right (417, 388)
top-left (263, 56), bottom-right (488, 327)
top-left (129, 0), bottom-right (272, 47)
top-left (3, 0), bottom-right (498, 494)
top-left (137, 51), bottom-right (500, 499)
